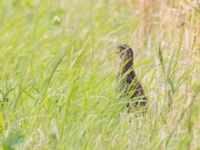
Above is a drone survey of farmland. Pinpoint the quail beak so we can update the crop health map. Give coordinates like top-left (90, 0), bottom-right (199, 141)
top-left (116, 47), bottom-right (121, 54)
top-left (116, 49), bottom-right (120, 54)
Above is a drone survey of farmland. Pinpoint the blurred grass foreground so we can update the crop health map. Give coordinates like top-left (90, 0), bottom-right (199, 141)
top-left (0, 0), bottom-right (200, 149)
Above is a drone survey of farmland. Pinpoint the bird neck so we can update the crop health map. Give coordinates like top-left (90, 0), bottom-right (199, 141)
top-left (121, 59), bottom-right (134, 75)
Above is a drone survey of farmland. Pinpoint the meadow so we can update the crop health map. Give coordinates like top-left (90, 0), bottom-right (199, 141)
top-left (0, 0), bottom-right (200, 149)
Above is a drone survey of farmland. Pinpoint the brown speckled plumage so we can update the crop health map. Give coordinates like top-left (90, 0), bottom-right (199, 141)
top-left (117, 44), bottom-right (147, 112)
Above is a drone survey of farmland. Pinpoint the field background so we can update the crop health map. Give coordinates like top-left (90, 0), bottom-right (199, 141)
top-left (0, 0), bottom-right (200, 149)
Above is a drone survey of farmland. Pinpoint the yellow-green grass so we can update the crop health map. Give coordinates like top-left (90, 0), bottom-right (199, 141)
top-left (0, 0), bottom-right (200, 149)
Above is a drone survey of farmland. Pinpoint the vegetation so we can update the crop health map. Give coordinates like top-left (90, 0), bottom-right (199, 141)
top-left (0, 0), bottom-right (199, 149)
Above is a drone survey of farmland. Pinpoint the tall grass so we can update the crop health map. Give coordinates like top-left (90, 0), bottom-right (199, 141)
top-left (0, 0), bottom-right (199, 149)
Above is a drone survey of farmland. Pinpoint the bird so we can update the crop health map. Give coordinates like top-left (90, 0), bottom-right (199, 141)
top-left (116, 44), bottom-right (147, 112)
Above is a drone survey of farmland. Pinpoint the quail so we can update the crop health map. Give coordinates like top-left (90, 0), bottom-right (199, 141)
top-left (116, 44), bottom-right (147, 112)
